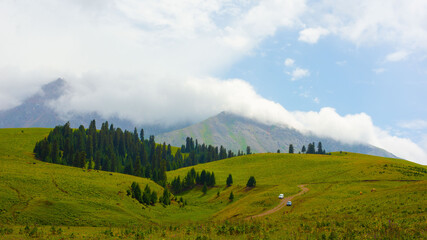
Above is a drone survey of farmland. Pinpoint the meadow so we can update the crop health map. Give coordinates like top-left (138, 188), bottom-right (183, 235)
top-left (0, 128), bottom-right (425, 239)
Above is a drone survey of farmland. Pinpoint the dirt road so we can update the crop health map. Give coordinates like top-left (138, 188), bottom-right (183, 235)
top-left (246, 184), bottom-right (309, 220)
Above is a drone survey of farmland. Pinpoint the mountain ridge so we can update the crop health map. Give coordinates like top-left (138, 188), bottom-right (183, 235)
top-left (0, 79), bottom-right (186, 135)
top-left (156, 111), bottom-right (397, 158)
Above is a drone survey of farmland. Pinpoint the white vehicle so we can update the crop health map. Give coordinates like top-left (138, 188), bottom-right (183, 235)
top-left (278, 194), bottom-right (284, 199)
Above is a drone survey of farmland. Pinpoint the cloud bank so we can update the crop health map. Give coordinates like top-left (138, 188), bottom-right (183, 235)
top-left (0, 0), bottom-right (426, 164)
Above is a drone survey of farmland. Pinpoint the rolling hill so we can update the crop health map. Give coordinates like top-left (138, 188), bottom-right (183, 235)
top-left (156, 111), bottom-right (397, 158)
top-left (0, 128), bottom-right (425, 239)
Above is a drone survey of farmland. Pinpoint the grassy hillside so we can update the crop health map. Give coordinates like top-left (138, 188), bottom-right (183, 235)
top-left (0, 128), bottom-right (174, 227)
top-left (0, 128), bottom-right (425, 239)
top-left (168, 152), bottom-right (426, 220)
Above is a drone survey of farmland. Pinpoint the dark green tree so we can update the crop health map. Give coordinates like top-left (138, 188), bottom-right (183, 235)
top-left (160, 188), bottom-right (171, 205)
top-left (229, 191), bottom-right (234, 201)
top-left (150, 191), bottom-right (157, 205)
top-left (317, 142), bottom-right (323, 154)
top-left (142, 184), bottom-right (151, 205)
top-left (226, 174), bottom-right (233, 187)
top-left (246, 146), bottom-right (251, 155)
top-left (307, 143), bottom-right (316, 154)
top-left (246, 176), bottom-right (256, 187)
top-left (301, 145), bottom-right (306, 153)
top-left (289, 144), bottom-right (294, 154)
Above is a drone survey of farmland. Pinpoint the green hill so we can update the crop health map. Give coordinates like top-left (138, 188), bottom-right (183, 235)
top-left (0, 128), bottom-right (426, 239)
top-left (0, 128), bottom-right (169, 227)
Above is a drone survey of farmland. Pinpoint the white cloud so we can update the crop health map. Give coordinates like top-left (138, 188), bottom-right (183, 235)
top-left (385, 50), bottom-right (410, 62)
top-left (284, 58), bottom-right (295, 67)
top-left (399, 119), bottom-right (427, 130)
top-left (228, 103), bottom-right (427, 165)
top-left (291, 68), bottom-right (310, 81)
top-left (372, 68), bottom-right (386, 74)
top-left (298, 27), bottom-right (329, 44)
top-left (304, 1), bottom-right (427, 51)
top-left (0, 0), bottom-right (426, 165)
top-left (0, 0), bottom-right (307, 111)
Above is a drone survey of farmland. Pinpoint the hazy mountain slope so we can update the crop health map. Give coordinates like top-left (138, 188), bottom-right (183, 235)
top-left (156, 112), bottom-right (397, 158)
top-left (0, 79), bottom-right (186, 135)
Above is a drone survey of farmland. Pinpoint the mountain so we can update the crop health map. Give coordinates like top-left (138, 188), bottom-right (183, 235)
top-left (156, 111), bottom-right (397, 158)
top-left (0, 79), bottom-right (186, 135)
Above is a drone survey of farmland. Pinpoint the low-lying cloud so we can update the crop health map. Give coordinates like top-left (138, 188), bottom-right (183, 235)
top-left (0, 0), bottom-right (426, 164)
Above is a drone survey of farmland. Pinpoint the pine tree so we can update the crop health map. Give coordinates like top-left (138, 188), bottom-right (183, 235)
top-left (229, 191), bottom-right (234, 201)
top-left (140, 129), bottom-right (144, 142)
top-left (142, 184), bottom-right (151, 205)
top-left (150, 191), bottom-right (157, 205)
top-left (246, 146), bottom-right (251, 155)
top-left (161, 188), bottom-right (171, 205)
top-left (226, 174), bottom-right (233, 187)
top-left (317, 142), bottom-right (323, 154)
top-left (246, 176), bottom-right (256, 187)
top-left (307, 143), bottom-right (316, 154)
top-left (289, 144), bottom-right (294, 154)
top-left (301, 145), bottom-right (306, 153)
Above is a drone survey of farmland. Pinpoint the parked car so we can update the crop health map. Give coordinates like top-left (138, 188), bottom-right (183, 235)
top-left (278, 194), bottom-right (284, 199)
top-left (286, 201), bottom-right (292, 206)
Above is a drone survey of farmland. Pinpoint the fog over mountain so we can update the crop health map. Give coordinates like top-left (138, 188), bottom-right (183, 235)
top-left (0, 1), bottom-right (426, 164)
top-left (0, 79), bottom-right (187, 135)
top-left (157, 111), bottom-right (397, 159)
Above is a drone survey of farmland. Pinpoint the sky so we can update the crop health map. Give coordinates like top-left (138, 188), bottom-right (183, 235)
top-left (0, 0), bottom-right (426, 164)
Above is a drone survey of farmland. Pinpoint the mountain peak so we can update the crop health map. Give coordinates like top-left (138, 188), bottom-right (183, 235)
top-left (40, 78), bottom-right (67, 100)
top-left (156, 111), bottom-right (397, 158)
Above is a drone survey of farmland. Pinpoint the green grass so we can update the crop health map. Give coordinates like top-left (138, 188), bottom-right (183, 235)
top-left (0, 128), bottom-right (167, 227)
top-left (0, 128), bottom-right (426, 239)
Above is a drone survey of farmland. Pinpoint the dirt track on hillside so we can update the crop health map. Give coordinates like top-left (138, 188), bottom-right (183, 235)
top-left (246, 184), bottom-right (309, 220)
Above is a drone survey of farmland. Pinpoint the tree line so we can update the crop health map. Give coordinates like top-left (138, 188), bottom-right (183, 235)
top-left (128, 182), bottom-right (171, 206)
top-left (180, 137), bottom-right (251, 165)
top-left (170, 168), bottom-right (216, 194)
top-left (281, 142), bottom-right (327, 154)
top-left (33, 120), bottom-right (237, 186)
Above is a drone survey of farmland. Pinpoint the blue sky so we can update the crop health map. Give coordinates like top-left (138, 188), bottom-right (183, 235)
top-left (225, 29), bottom-right (427, 126)
top-left (0, 0), bottom-right (426, 164)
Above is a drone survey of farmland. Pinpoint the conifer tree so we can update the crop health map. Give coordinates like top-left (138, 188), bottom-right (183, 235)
top-left (246, 146), bottom-right (251, 155)
top-left (229, 191), bottom-right (234, 201)
top-left (317, 142), bottom-right (323, 154)
top-left (161, 188), bottom-right (171, 205)
top-left (226, 174), bottom-right (233, 187)
top-left (150, 191), bottom-right (157, 205)
top-left (246, 176), bottom-right (256, 187)
top-left (289, 144), bottom-right (294, 154)
top-left (142, 184), bottom-right (151, 205)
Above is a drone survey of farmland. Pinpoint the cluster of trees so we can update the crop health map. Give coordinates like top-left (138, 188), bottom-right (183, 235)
top-left (279, 142), bottom-right (327, 154)
top-left (33, 121), bottom-right (237, 187)
top-left (170, 168), bottom-right (216, 194)
top-left (128, 182), bottom-right (170, 206)
top-left (181, 137), bottom-right (250, 165)
top-left (301, 142), bottom-right (326, 154)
